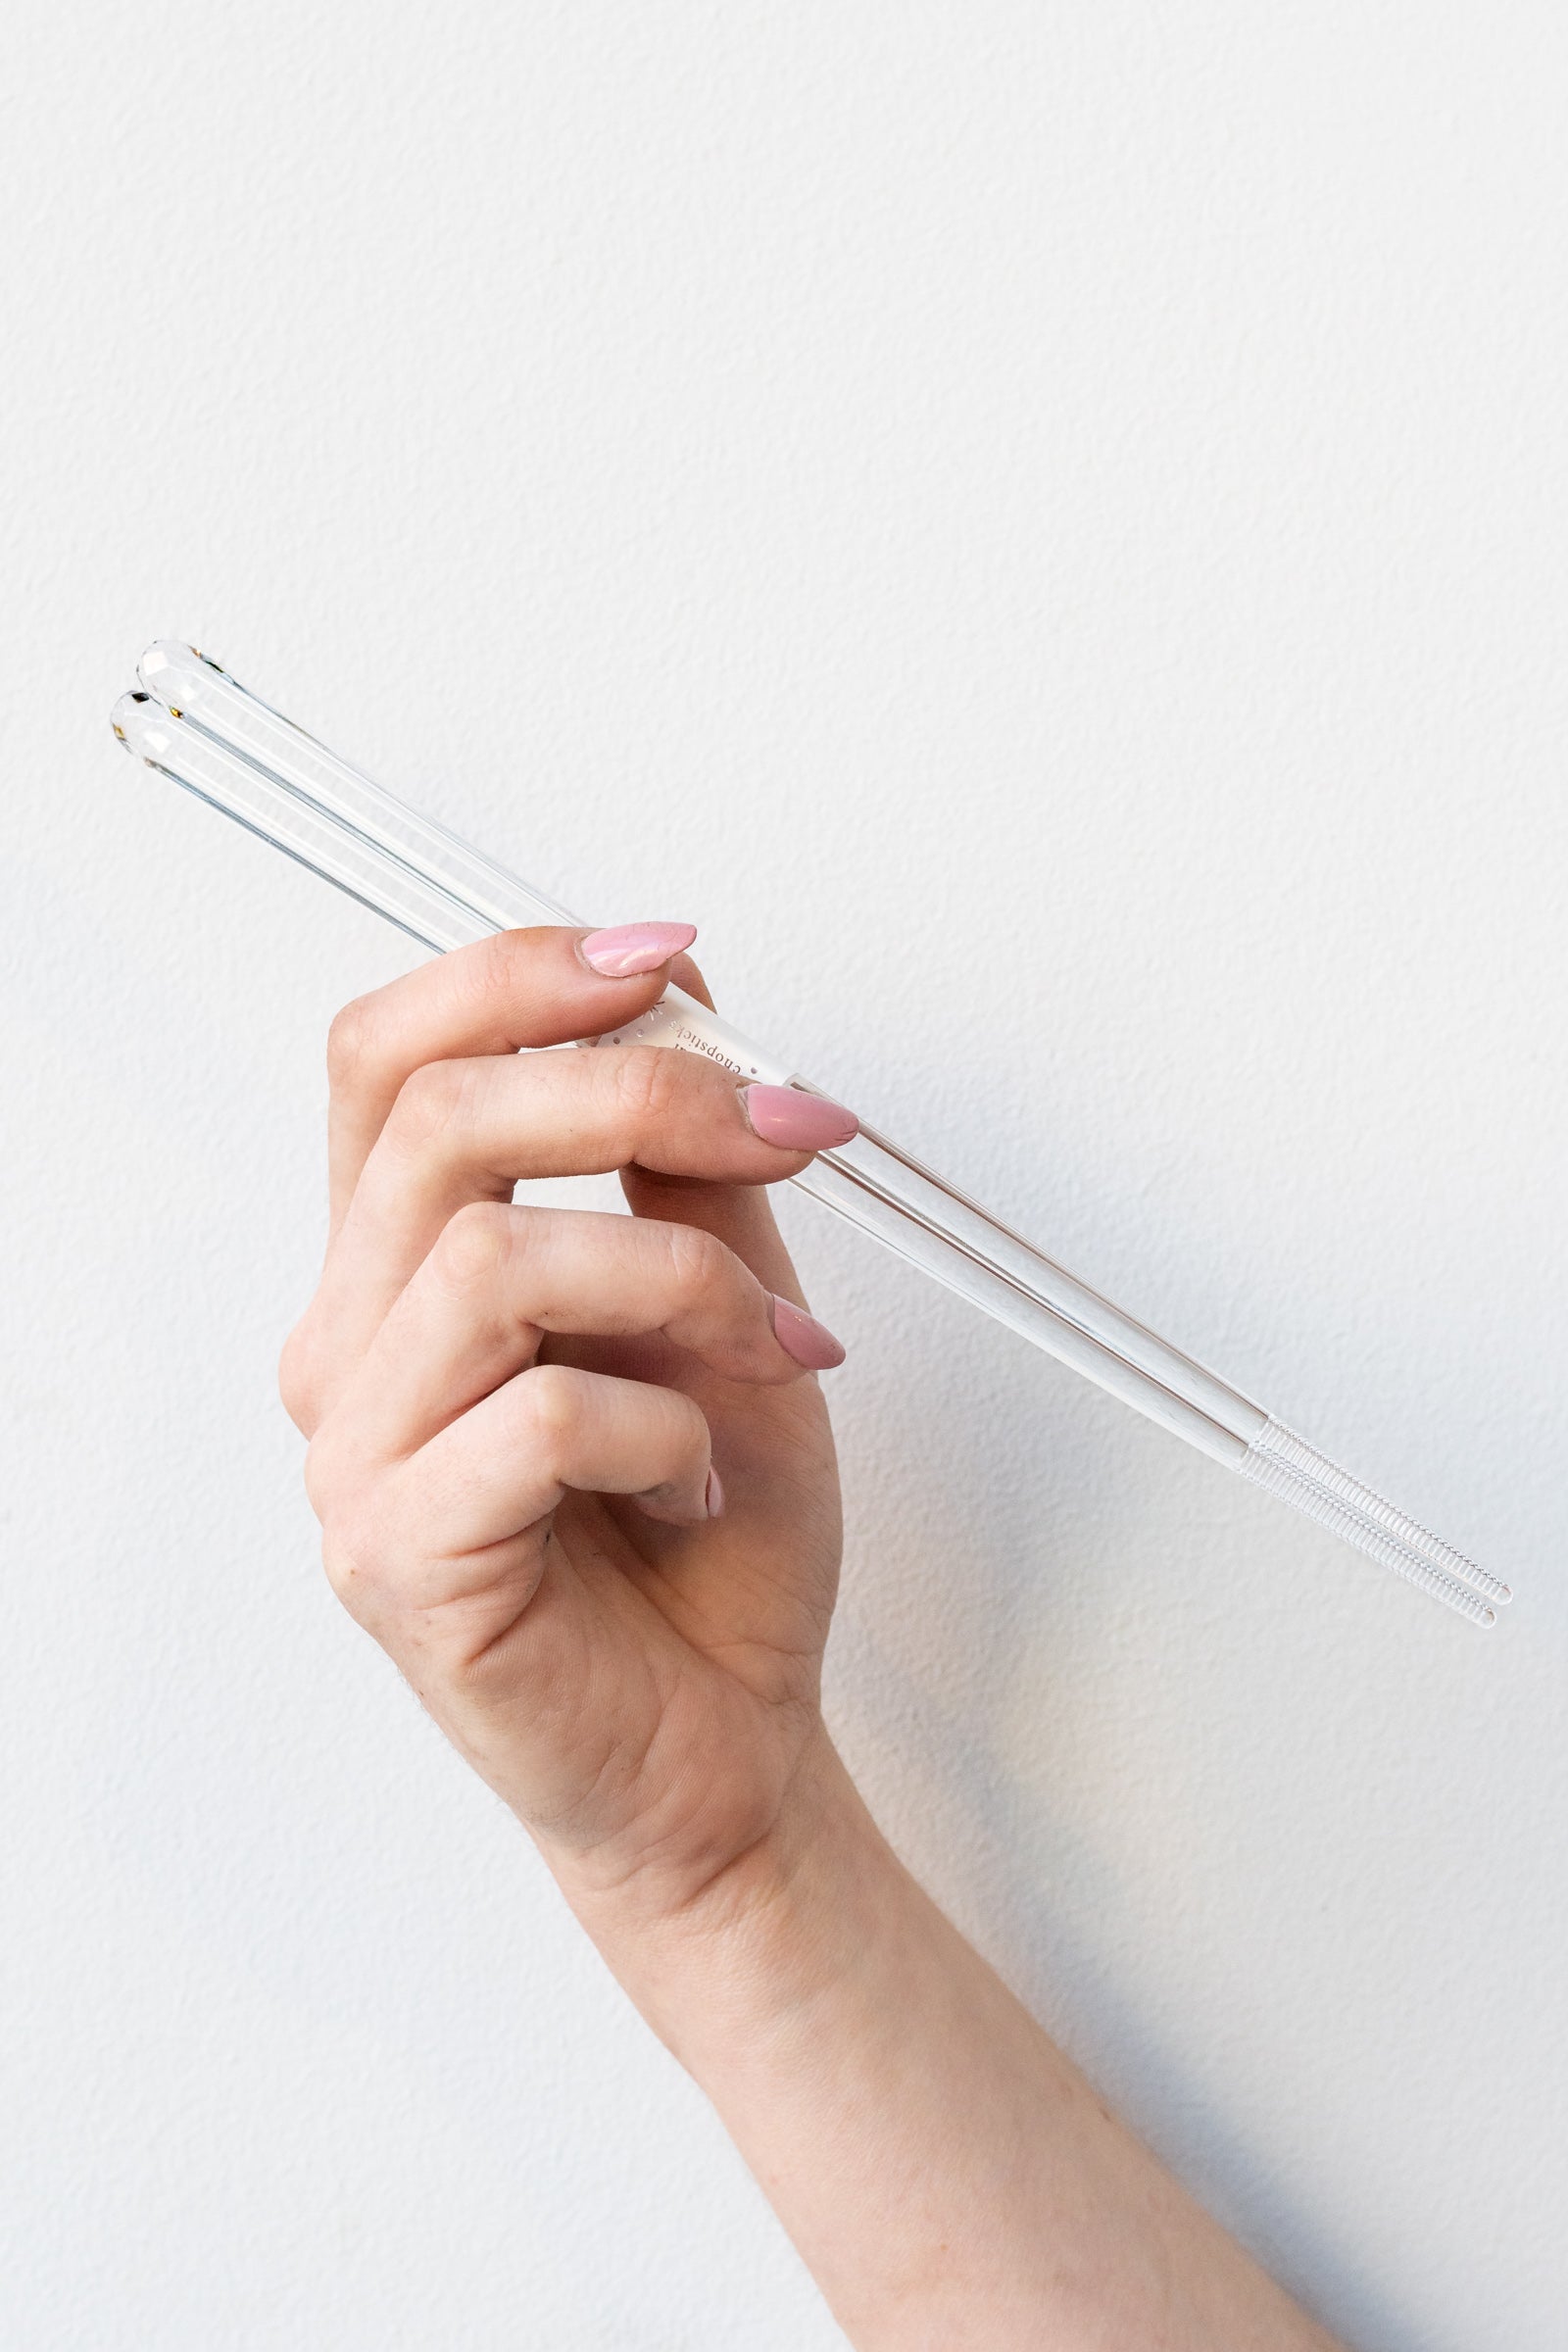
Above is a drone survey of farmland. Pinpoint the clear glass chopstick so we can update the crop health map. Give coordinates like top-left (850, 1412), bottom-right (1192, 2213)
top-left (111, 642), bottom-right (1511, 1628)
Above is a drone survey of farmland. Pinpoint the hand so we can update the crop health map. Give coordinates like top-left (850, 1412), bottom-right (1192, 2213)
top-left (278, 923), bottom-right (1348, 2351)
top-left (279, 921), bottom-right (858, 1925)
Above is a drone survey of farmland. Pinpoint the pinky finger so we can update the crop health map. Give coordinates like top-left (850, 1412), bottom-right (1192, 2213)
top-left (389, 1363), bottom-right (717, 1590)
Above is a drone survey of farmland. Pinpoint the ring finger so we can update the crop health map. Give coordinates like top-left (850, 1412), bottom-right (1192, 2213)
top-left (306, 1196), bottom-right (840, 1498)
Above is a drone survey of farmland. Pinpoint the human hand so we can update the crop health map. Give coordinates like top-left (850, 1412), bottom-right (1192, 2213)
top-left (279, 923), bottom-right (858, 1927)
top-left (277, 925), bottom-right (1348, 2352)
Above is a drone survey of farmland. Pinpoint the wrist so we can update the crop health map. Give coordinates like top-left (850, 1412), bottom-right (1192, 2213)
top-left (560, 1732), bottom-right (910, 2078)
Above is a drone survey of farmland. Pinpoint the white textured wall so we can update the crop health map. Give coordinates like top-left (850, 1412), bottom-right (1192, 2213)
top-left (3, 5), bottom-right (1564, 2344)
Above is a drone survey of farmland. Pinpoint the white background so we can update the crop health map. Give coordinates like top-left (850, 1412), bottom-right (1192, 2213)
top-left (2, 5), bottom-right (1564, 2345)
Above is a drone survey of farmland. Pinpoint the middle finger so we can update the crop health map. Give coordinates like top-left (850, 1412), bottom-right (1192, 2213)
top-left (306, 1043), bottom-right (857, 1398)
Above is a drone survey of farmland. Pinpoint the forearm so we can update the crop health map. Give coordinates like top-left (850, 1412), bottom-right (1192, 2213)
top-left (571, 1737), bottom-right (1345, 2352)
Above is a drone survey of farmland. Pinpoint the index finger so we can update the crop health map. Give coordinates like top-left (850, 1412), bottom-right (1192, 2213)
top-left (323, 922), bottom-right (699, 1229)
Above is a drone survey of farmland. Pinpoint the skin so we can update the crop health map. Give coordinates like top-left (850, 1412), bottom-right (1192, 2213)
top-left (280, 925), bottom-right (1348, 2352)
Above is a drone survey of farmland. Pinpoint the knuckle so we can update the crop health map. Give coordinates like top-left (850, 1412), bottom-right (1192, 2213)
top-left (301, 1424), bottom-right (342, 1520)
top-left (315, 1483), bottom-right (403, 1617)
top-left (430, 1199), bottom-right (517, 1296)
top-left (659, 1217), bottom-right (731, 1299)
top-left (318, 1509), bottom-right (381, 1610)
top-left (324, 994), bottom-right (379, 1091)
top-left (462, 925), bottom-right (541, 1013)
top-left (278, 1316), bottom-right (326, 1434)
top-left (385, 1055), bottom-right (478, 1154)
top-left (609, 1043), bottom-right (686, 1131)
top-left (514, 1361), bottom-right (586, 1454)
top-left (303, 1417), bottom-right (377, 1532)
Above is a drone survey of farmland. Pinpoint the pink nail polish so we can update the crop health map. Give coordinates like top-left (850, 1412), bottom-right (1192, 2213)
top-left (742, 1084), bottom-right (858, 1151)
top-left (579, 921), bottom-right (698, 978)
top-left (770, 1295), bottom-right (847, 1371)
top-left (705, 1465), bottom-right (725, 1518)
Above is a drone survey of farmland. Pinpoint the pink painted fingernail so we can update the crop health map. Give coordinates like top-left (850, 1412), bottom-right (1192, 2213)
top-left (705, 1465), bottom-right (725, 1518)
top-left (770, 1295), bottom-right (847, 1371)
top-left (579, 921), bottom-right (698, 978)
top-left (742, 1083), bottom-right (858, 1151)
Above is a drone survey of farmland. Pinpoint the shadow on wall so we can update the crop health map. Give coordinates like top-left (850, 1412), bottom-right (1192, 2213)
top-left (808, 1219), bottom-right (1452, 2352)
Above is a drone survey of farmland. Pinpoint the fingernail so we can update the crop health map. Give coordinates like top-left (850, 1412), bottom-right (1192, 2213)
top-left (579, 921), bottom-right (698, 978)
top-left (742, 1083), bottom-right (858, 1151)
top-left (770, 1295), bottom-right (847, 1371)
top-left (705, 1465), bottom-right (725, 1518)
